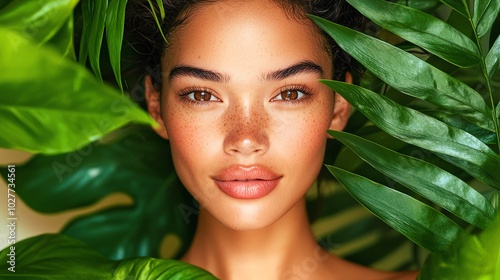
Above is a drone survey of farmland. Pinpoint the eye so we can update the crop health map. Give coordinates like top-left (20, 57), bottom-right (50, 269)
top-left (181, 89), bottom-right (220, 102)
top-left (272, 87), bottom-right (310, 102)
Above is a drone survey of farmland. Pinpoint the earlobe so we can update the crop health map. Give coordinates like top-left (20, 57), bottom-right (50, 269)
top-left (145, 75), bottom-right (169, 139)
top-left (328, 72), bottom-right (352, 133)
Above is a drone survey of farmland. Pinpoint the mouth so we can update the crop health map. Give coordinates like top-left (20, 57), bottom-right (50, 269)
top-left (212, 165), bottom-right (282, 199)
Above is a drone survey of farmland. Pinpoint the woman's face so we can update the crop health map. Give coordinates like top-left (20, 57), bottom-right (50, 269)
top-left (147, 0), bottom-right (349, 230)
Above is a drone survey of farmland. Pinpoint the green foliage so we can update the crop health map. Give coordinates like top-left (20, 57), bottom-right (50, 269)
top-left (418, 213), bottom-right (500, 279)
top-left (0, 234), bottom-right (216, 279)
top-left (1, 0), bottom-right (500, 278)
top-left (310, 0), bottom-right (500, 277)
top-left (0, 1), bottom-right (153, 154)
top-left (0, 127), bottom-right (195, 260)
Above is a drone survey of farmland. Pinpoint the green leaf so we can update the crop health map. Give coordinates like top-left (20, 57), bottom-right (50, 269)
top-left (81, 0), bottom-right (109, 81)
top-left (147, 0), bottom-right (167, 43)
top-left (0, 234), bottom-right (115, 278)
top-left (0, 234), bottom-right (217, 279)
top-left (329, 130), bottom-right (495, 229)
top-left (438, 0), bottom-right (470, 17)
top-left (486, 35), bottom-right (500, 78)
top-left (419, 211), bottom-right (500, 279)
top-left (156, 0), bottom-right (165, 20)
top-left (0, 28), bottom-right (153, 154)
top-left (474, 0), bottom-right (500, 37)
top-left (395, 0), bottom-right (440, 11)
top-left (321, 80), bottom-right (500, 187)
top-left (347, 0), bottom-right (481, 67)
top-left (326, 166), bottom-right (465, 252)
top-left (47, 14), bottom-right (76, 59)
top-left (0, 0), bottom-right (78, 45)
top-left (0, 127), bottom-right (194, 260)
top-left (106, 0), bottom-right (128, 91)
top-left (113, 258), bottom-right (217, 279)
top-left (309, 15), bottom-right (493, 131)
top-left (425, 110), bottom-right (497, 144)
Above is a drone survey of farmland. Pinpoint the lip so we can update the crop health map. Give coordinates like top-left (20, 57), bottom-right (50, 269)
top-left (212, 165), bottom-right (282, 199)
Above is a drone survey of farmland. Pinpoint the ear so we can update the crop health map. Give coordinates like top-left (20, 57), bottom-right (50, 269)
top-left (328, 72), bottom-right (352, 132)
top-left (145, 75), bottom-right (169, 139)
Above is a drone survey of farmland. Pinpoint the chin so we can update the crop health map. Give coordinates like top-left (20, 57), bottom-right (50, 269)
top-left (211, 199), bottom-right (285, 231)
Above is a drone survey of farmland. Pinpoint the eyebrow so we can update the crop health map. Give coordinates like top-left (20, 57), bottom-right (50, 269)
top-left (264, 60), bottom-right (324, 81)
top-left (168, 60), bottom-right (324, 83)
top-left (169, 66), bottom-right (230, 83)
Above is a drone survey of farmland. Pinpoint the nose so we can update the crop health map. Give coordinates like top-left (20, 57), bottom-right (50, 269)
top-left (223, 103), bottom-right (269, 156)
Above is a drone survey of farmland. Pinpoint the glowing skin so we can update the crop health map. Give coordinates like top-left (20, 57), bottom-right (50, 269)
top-left (146, 1), bottom-right (418, 279)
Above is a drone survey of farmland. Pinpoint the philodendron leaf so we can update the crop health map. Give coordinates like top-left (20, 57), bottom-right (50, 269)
top-left (486, 35), bottom-right (500, 78)
top-left (0, 127), bottom-right (195, 260)
top-left (309, 15), bottom-right (493, 131)
top-left (474, 0), bottom-right (500, 37)
top-left (106, 0), bottom-right (128, 91)
top-left (438, 0), bottom-right (469, 17)
top-left (329, 130), bottom-right (495, 229)
top-left (0, 0), bottom-right (78, 45)
top-left (418, 211), bottom-right (500, 279)
top-left (322, 80), bottom-right (500, 188)
top-left (347, 0), bottom-right (481, 67)
top-left (326, 166), bottom-right (465, 252)
top-left (0, 234), bottom-right (115, 278)
top-left (113, 258), bottom-right (217, 279)
top-left (0, 28), bottom-right (153, 154)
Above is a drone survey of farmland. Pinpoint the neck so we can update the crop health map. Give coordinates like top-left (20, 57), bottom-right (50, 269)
top-left (181, 198), bottom-right (332, 279)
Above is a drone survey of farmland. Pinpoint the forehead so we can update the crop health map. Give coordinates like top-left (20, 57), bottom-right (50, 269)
top-left (162, 0), bottom-right (332, 78)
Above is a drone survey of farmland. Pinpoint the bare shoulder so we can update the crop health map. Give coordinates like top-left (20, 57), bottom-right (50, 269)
top-left (326, 255), bottom-right (419, 280)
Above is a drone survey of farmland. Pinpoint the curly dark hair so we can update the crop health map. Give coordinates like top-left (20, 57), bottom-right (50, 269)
top-left (125, 0), bottom-right (365, 87)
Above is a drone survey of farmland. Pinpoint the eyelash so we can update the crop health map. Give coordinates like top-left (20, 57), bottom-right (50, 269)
top-left (176, 84), bottom-right (313, 105)
top-left (177, 87), bottom-right (220, 105)
top-left (271, 85), bottom-right (313, 103)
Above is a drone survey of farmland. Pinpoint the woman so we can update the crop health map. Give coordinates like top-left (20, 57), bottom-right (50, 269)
top-left (130, 0), bottom-right (419, 278)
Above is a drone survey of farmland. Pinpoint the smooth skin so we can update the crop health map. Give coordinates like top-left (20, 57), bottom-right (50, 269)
top-left (145, 0), bottom-right (419, 279)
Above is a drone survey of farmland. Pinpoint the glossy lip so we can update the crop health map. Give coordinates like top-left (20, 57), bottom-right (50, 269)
top-left (212, 165), bottom-right (282, 199)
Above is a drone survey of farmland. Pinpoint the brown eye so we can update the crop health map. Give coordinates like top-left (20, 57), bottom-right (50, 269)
top-left (280, 90), bottom-right (299, 101)
top-left (273, 88), bottom-right (307, 101)
top-left (193, 90), bottom-right (212, 101)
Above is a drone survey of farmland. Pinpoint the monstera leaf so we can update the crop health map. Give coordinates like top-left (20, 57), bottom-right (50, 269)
top-left (0, 126), bottom-right (196, 260)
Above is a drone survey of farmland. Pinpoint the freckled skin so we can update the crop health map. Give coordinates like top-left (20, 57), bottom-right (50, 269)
top-left (145, 1), bottom-right (418, 279)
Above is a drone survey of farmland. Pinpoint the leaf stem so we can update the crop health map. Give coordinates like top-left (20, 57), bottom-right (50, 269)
top-left (469, 11), bottom-right (500, 153)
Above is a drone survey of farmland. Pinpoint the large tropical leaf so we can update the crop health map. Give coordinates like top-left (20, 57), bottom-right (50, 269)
top-left (0, 127), bottom-right (195, 260)
top-left (0, 234), bottom-right (217, 279)
top-left (329, 130), bottom-right (495, 229)
top-left (321, 80), bottom-right (500, 187)
top-left (0, 27), bottom-right (153, 154)
top-left (347, 0), bottom-right (481, 67)
top-left (326, 166), bottom-right (465, 252)
top-left (0, 0), bottom-right (78, 45)
top-left (309, 15), bottom-right (494, 132)
top-left (0, 234), bottom-right (115, 278)
top-left (419, 211), bottom-right (500, 279)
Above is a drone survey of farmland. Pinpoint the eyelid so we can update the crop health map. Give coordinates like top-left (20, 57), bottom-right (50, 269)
top-left (271, 84), bottom-right (313, 102)
top-left (178, 87), bottom-right (221, 103)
